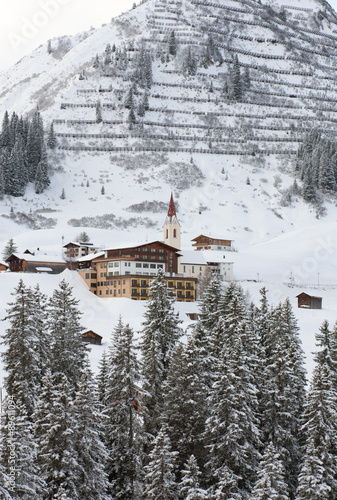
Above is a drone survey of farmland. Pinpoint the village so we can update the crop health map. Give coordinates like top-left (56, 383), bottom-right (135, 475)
top-left (1, 195), bottom-right (234, 304)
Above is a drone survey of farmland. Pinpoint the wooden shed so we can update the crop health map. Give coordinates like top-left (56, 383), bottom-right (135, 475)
top-left (296, 292), bottom-right (322, 309)
top-left (82, 330), bottom-right (103, 345)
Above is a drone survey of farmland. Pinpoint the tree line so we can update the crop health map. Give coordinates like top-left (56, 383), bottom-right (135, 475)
top-left (0, 110), bottom-right (54, 199)
top-left (0, 271), bottom-right (335, 498)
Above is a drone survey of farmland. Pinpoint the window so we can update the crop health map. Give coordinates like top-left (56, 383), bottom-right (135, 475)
top-left (114, 290), bottom-right (117, 296)
top-left (114, 281), bottom-right (117, 287)
top-left (132, 280), bottom-right (138, 286)
top-left (91, 283), bottom-right (96, 288)
top-left (135, 254), bottom-right (140, 259)
top-left (168, 281), bottom-right (174, 288)
top-left (150, 264), bottom-right (156, 269)
top-left (141, 280), bottom-right (147, 286)
top-left (118, 290), bottom-right (121, 294)
top-left (114, 262), bottom-right (119, 267)
top-left (114, 271), bottom-right (119, 275)
top-left (123, 289), bottom-right (125, 294)
top-left (143, 247), bottom-right (147, 252)
top-left (110, 289), bottom-right (112, 294)
top-left (173, 229), bottom-right (177, 238)
top-left (151, 256), bottom-right (156, 260)
top-left (118, 280), bottom-right (121, 285)
top-left (143, 255), bottom-right (148, 260)
top-left (91, 273), bottom-right (97, 279)
top-left (123, 280), bottom-right (125, 284)
top-left (136, 263), bottom-right (142, 268)
top-left (99, 291), bottom-right (102, 295)
top-left (159, 249), bottom-right (164, 253)
top-left (106, 290), bottom-right (109, 295)
top-left (143, 263), bottom-right (149, 268)
top-left (192, 266), bottom-right (194, 273)
top-left (159, 256), bottom-right (164, 261)
top-left (157, 264), bottom-right (163, 269)
top-left (100, 272), bottom-right (103, 277)
top-left (141, 289), bottom-right (147, 296)
top-left (166, 229), bottom-right (168, 239)
top-left (85, 273), bottom-right (90, 279)
top-left (151, 248), bottom-right (156, 253)
top-left (132, 289), bottom-right (137, 295)
top-left (183, 266), bottom-right (186, 273)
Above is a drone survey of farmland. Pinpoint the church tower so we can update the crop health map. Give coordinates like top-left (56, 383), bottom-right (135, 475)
top-left (163, 193), bottom-right (181, 249)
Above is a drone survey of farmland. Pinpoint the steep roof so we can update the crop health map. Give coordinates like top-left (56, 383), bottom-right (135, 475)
top-left (167, 193), bottom-right (177, 220)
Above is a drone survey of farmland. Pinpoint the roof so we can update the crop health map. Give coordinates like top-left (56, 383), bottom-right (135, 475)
top-left (78, 251), bottom-right (105, 262)
top-left (35, 267), bottom-right (53, 272)
top-left (167, 193), bottom-right (177, 220)
top-left (104, 240), bottom-right (181, 253)
top-left (179, 250), bottom-right (207, 265)
top-left (296, 292), bottom-right (322, 300)
top-left (63, 241), bottom-right (96, 248)
top-left (82, 330), bottom-right (103, 339)
top-left (192, 234), bottom-right (233, 243)
top-left (202, 250), bottom-right (234, 264)
top-left (6, 253), bottom-right (66, 264)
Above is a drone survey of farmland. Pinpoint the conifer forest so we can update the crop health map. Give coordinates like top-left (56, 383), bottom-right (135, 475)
top-left (0, 271), bottom-right (335, 499)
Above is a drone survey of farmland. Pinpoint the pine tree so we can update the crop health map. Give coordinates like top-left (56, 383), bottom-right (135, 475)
top-left (141, 269), bottom-right (182, 438)
top-left (169, 30), bottom-right (177, 56)
top-left (143, 425), bottom-right (178, 499)
top-left (231, 54), bottom-right (242, 101)
top-left (93, 54), bottom-right (100, 68)
top-left (1, 280), bottom-right (43, 417)
top-left (35, 145), bottom-right (50, 194)
top-left (2, 238), bottom-right (18, 260)
top-left (48, 279), bottom-right (88, 392)
top-left (260, 299), bottom-right (306, 497)
top-left (302, 169), bottom-right (316, 202)
top-left (73, 372), bottom-right (110, 499)
top-left (96, 101), bottom-right (103, 123)
top-left (97, 350), bottom-right (109, 404)
top-left (1, 111), bottom-right (13, 148)
top-left (251, 443), bottom-right (289, 500)
top-left (0, 400), bottom-right (46, 499)
top-left (46, 122), bottom-right (57, 149)
top-left (34, 373), bottom-right (81, 499)
top-left (179, 455), bottom-right (207, 500)
top-left (205, 321), bottom-right (261, 497)
top-left (105, 320), bottom-right (143, 499)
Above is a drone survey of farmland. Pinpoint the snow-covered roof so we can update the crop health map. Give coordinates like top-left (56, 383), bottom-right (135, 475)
top-left (202, 250), bottom-right (234, 264)
top-left (78, 251), bottom-right (105, 262)
top-left (7, 253), bottom-right (66, 264)
top-left (63, 241), bottom-right (96, 248)
top-left (104, 240), bottom-right (180, 252)
top-left (35, 267), bottom-right (53, 272)
top-left (179, 250), bottom-right (207, 265)
top-left (192, 234), bottom-right (233, 242)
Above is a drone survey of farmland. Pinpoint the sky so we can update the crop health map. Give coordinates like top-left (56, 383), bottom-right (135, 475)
top-left (1, 0), bottom-right (337, 71)
top-left (0, 0), bottom-right (135, 71)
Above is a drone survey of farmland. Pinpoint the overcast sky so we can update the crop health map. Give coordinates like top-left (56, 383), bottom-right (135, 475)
top-left (1, 0), bottom-right (337, 71)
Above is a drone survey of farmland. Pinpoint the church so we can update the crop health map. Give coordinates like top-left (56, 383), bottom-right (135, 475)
top-left (77, 194), bottom-right (233, 301)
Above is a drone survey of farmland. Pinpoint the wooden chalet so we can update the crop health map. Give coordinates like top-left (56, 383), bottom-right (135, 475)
top-left (82, 330), bottom-right (103, 345)
top-left (0, 262), bottom-right (9, 271)
top-left (63, 241), bottom-right (99, 259)
top-left (296, 292), bottom-right (322, 309)
top-left (192, 234), bottom-right (233, 251)
top-left (6, 253), bottom-right (66, 274)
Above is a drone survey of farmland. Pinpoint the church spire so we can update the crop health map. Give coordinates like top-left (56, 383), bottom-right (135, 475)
top-left (167, 193), bottom-right (177, 220)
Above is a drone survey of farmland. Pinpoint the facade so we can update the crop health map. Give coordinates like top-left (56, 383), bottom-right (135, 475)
top-left (178, 250), bottom-right (208, 278)
top-left (6, 253), bottom-right (66, 274)
top-left (79, 270), bottom-right (196, 301)
top-left (82, 330), bottom-right (103, 345)
top-left (296, 292), bottom-right (322, 309)
top-left (192, 234), bottom-right (233, 251)
top-left (163, 193), bottom-right (181, 250)
top-left (63, 241), bottom-right (99, 259)
top-left (203, 251), bottom-right (234, 281)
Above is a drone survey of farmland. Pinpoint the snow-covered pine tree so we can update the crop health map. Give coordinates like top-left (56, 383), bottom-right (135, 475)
top-left (48, 279), bottom-right (88, 392)
top-left (251, 442), bottom-right (289, 500)
top-left (73, 372), bottom-right (110, 499)
top-left (205, 320), bottom-right (261, 497)
top-left (179, 455), bottom-right (207, 500)
top-left (35, 145), bottom-right (50, 194)
top-left (231, 54), bottom-right (242, 100)
top-left (169, 30), bottom-right (177, 56)
top-left (0, 400), bottom-right (46, 499)
top-left (302, 169), bottom-right (317, 202)
top-left (46, 122), bottom-right (57, 149)
top-left (143, 424), bottom-right (178, 499)
top-left (296, 357), bottom-right (337, 499)
top-left (1, 280), bottom-right (43, 417)
top-left (97, 350), bottom-right (109, 404)
top-left (163, 342), bottom-right (206, 481)
top-left (260, 299), bottom-right (306, 497)
top-left (141, 268), bottom-right (182, 438)
top-left (96, 101), bottom-right (103, 123)
top-left (105, 319), bottom-right (143, 499)
top-left (34, 372), bottom-right (81, 499)
top-left (2, 238), bottom-right (18, 260)
top-left (1, 111), bottom-right (13, 148)
top-left (7, 135), bottom-right (27, 197)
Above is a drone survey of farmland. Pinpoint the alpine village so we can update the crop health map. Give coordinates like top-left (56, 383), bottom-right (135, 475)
top-left (3, 0), bottom-right (337, 498)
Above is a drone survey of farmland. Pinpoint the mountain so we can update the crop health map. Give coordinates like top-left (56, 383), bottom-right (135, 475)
top-left (1, 0), bottom-right (337, 248)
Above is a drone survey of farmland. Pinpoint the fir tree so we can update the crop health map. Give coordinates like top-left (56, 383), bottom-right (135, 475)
top-left (179, 455), bottom-right (207, 500)
top-left (96, 101), bottom-right (103, 123)
top-left (231, 54), bottom-right (242, 101)
top-left (1, 280), bottom-right (43, 417)
top-left (1, 111), bottom-right (13, 148)
top-left (73, 372), bottom-right (110, 499)
top-left (105, 320), bottom-right (143, 499)
top-left (93, 54), bottom-right (100, 68)
top-left (169, 30), bottom-right (177, 56)
top-left (48, 279), bottom-right (88, 392)
top-left (46, 122), bottom-right (57, 149)
top-left (2, 238), bottom-right (18, 260)
top-left (141, 269), bottom-right (182, 438)
top-left (302, 169), bottom-right (316, 202)
top-left (143, 425), bottom-right (178, 499)
top-left (97, 350), bottom-right (109, 404)
top-left (35, 145), bottom-right (50, 194)
top-left (251, 443), bottom-right (289, 500)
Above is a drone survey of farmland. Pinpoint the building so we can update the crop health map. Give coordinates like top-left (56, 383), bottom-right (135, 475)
top-left (6, 253), bottom-right (67, 274)
top-left (0, 262), bottom-right (9, 271)
top-left (192, 234), bottom-right (233, 251)
top-left (82, 330), bottom-right (103, 345)
top-left (202, 250), bottom-right (234, 281)
top-left (163, 193), bottom-right (181, 250)
top-left (178, 250), bottom-right (208, 278)
top-left (63, 241), bottom-right (99, 259)
top-left (296, 292), bottom-right (322, 309)
top-left (78, 240), bottom-right (197, 302)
